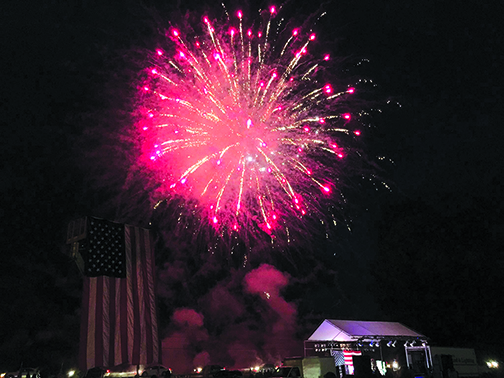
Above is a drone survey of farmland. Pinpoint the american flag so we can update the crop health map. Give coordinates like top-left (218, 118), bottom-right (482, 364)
top-left (332, 350), bottom-right (362, 375)
top-left (79, 217), bottom-right (160, 370)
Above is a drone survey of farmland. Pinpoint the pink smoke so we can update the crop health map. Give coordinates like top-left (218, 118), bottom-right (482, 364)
top-left (172, 308), bottom-right (205, 327)
top-left (243, 264), bottom-right (300, 360)
top-left (161, 265), bottom-right (302, 372)
top-left (163, 308), bottom-right (209, 373)
top-left (244, 264), bottom-right (296, 324)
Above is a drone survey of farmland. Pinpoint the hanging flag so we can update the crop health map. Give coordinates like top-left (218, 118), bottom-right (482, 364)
top-left (78, 217), bottom-right (160, 370)
top-left (332, 350), bottom-right (362, 375)
top-left (344, 351), bottom-right (362, 375)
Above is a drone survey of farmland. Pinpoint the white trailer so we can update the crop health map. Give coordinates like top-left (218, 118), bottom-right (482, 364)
top-left (430, 347), bottom-right (483, 378)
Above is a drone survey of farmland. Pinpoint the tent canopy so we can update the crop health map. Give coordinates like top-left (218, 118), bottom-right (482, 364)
top-left (307, 319), bottom-right (425, 342)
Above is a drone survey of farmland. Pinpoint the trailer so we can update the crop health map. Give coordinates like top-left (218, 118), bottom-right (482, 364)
top-left (430, 347), bottom-right (484, 378)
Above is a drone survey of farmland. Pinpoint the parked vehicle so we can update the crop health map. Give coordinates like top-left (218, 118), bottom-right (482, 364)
top-left (104, 365), bottom-right (138, 378)
top-left (141, 366), bottom-right (171, 378)
top-left (3, 368), bottom-right (40, 378)
top-left (86, 367), bottom-right (107, 378)
top-left (19, 369), bottom-right (40, 378)
top-left (212, 371), bottom-right (242, 378)
top-left (201, 366), bottom-right (225, 378)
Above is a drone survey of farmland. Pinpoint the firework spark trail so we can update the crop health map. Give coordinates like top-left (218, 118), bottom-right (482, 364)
top-left (139, 6), bottom-right (362, 242)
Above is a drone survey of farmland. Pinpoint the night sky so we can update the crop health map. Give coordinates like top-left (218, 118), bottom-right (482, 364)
top-left (1, 0), bottom-right (503, 374)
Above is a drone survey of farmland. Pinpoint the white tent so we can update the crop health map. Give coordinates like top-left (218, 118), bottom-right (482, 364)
top-left (307, 319), bottom-right (426, 341)
top-left (305, 320), bottom-right (431, 375)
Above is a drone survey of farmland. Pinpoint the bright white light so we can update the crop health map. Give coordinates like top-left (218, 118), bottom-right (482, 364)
top-left (487, 361), bottom-right (499, 369)
top-left (68, 371), bottom-right (75, 378)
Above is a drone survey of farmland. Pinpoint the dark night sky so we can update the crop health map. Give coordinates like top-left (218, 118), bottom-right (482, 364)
top-left (1, 0), bottom-right (503, 373)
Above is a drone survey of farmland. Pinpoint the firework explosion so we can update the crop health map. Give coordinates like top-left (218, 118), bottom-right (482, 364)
top-left (138, 5), bottom-right (366, 246)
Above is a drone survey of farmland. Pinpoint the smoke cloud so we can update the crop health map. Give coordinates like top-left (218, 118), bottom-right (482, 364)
top-left (172, 308), bottom-right (205, 328)
top-left (244, 264), bottom-right (297, 326)
top-left (160, 264), bottom-right (303, 374)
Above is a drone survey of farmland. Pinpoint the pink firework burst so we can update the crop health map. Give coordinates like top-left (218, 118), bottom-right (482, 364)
top-left (138, 7), bottom-right (363, 242)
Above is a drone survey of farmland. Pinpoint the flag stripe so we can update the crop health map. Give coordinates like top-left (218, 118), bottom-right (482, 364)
top-left (121, 270), bottom-right (129, 364)
top-left (137, 228), bottom-right (146, 363)
top-left (101, 276), bottom-right (109, 367)
top-left (87, 278), bottom-right (97, 369)
top-left (137, 226), bottom-right (146, 363)
top-left (130, 227), bottom-right (142, 363)
top-left (149, 228), bottom-right (160, 363)
top-left (115, 277), bottom-right (123, 364)
top-left (142, 229), bottom-right (154, 364)
top-left (79, 277), bottom-right (90, 370)
top-left (108, 277), bottom-right (116, 366)
top-left (126, 225), bottom-right (135, 364)
top-left (96, 276), bottom-right (104, 367)
top-left (344, 351), bottom-right (361, 375)
top-left (149, 230), bottom-right (159, 363)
